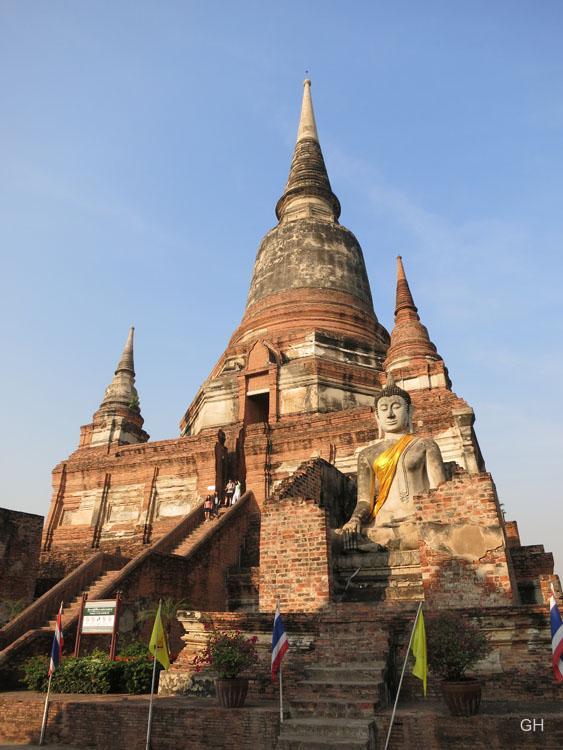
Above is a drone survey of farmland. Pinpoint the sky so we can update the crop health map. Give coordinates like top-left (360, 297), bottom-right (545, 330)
top-left (1, 2), bottom-right (562, 578)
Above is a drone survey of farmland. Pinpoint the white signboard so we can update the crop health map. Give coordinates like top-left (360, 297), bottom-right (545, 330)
top-left (81, 600), bottom-right (117, 634)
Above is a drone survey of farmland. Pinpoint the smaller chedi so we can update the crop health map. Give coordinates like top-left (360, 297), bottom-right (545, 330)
top-left (342, 373), bottom-right (447, 552)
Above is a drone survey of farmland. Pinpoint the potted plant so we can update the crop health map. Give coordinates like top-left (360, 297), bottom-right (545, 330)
top-left (193, 628), bottom-right (259, 708)
top-left (426, 611), bottom-right (492, 716)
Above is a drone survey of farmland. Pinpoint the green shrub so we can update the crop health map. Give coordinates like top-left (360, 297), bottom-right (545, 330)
top-left (193, 629), bottom-right (259, 679)
top-left (21, 655), bottom-right (50, 692)
top-left (118, 640), bottom-right (149, 659)
top-left (21, 649), bottom-right (158, 695)
top-left (426, 611), bottom-right (492, 681)
top-left (121, 657), bottom-right (157, 694)
top-left (51, 653), bottom-right (116, 694)
top-left (22, 652), bottom-right (117, 694)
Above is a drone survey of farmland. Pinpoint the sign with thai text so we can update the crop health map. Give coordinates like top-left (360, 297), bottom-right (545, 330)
top-left (81, 600), bottom-right (117, 634)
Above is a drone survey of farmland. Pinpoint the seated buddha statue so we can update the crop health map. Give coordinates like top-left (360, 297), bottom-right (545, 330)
top-left (342, 374), bottom-right (446, 552)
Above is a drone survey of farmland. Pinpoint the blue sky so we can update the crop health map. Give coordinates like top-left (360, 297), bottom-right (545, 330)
top-left (1, 2), bottom-right (562, 578)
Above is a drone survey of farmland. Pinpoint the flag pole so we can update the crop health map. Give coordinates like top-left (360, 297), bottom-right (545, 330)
top-left (38, 672), bottom-right (53, 746)
top-left (145, 598), bottom-right (161, 750)
top-left (40, 599), bottom-right (64, 746)
top-left (383, 601), bottom-right (422, 750)
top-left (279, 664), bottom-right (284, 723)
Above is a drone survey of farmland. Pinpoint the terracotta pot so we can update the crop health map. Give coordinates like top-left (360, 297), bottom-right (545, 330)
top-left (441, 679), bottom-right (482, 716)
top-left (214, 677), bottom-right (249, 708)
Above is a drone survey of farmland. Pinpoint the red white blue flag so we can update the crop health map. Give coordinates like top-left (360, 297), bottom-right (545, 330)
top-left (48, 603), bottom-right (64, 677)
top-left (271, 602), bottom-right (289, 681)
top-left (550, 592), bottom-right (563, 683)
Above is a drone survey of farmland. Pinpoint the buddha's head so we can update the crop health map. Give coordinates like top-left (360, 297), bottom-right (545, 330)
top-left (375, 374), bottom-right (412, 436)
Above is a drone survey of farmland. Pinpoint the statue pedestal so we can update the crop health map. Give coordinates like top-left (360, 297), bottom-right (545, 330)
top-left (334, 549), bottom-right (423, 602)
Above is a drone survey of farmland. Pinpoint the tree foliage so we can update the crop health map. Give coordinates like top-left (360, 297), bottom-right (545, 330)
top-left (426, 611), bottom-right (492, 681)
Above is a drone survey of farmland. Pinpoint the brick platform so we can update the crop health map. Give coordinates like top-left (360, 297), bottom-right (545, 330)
top-left (1, 693), bottom-right (562, 749)
top-left (0, 692), bottom-right (280, 750)
top-left (374, 700), bottom-right (563, 750)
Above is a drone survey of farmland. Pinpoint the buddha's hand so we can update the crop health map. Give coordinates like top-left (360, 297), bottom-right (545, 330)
top-left (342, 514), bottom-right (363, 552)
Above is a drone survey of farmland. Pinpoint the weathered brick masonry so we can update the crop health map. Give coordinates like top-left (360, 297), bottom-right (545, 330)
top-left (0, 507), bottom-right (43, 606)
top-left (415, 469), bottom-right (518, 606)
top-left (0, 693), bottom-right (280, 750)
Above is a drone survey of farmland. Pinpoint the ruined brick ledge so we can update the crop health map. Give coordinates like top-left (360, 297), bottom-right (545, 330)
top-left (0, 692), bottom-right (280, 750)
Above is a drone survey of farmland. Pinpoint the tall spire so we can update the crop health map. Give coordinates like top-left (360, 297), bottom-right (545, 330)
top-left (83, 326), bottom-right (148, 448)
top-left (395, 256), bottom-right (417, 316)
top-left (99, 327), bottom-right (140, 412)
top-left (275, 79), bottom-right (340, 223)
top-left (384, 256), bottom-right (443, 372)
top-left (296, 79), bottom-right (319, 142)
top-left (115, 326), bottom-right (135, 376)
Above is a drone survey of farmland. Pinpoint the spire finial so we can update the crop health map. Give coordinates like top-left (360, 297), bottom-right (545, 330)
top-left (275, 81), bottom-right (340, 222)
top-left (296, 77), bottom-right (319, 144)
top-left (384, 257), bottom-right (444, 375)
top-left (115, 326), bottom-right (135, 376)
top-left (89, 325), bottom-right (148, 447)
top-left (395, 256), bottom-right (417, 316)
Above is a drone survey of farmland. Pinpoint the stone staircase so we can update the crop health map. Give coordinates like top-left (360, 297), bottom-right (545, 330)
top-left (169, 506), bottom-right (235, 557)
top-left (43, 569), bottom-right (125, 632)
top-left (226, 511), bottom-right (261, 612)
top-left (277, 617), bottom-right (390, 749)
top-left (0, 498), bottom-right (251, 675)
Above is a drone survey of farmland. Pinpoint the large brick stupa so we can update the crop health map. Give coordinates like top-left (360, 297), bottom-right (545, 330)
top-left (0, 81), bottom-right (561, 749)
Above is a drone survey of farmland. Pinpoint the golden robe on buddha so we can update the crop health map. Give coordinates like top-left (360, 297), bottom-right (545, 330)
top-left (369, 434), bottom-right (416, 519)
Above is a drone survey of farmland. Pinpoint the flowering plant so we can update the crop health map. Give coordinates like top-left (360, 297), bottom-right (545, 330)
top-left (426, 611), bottom-right (491, 681)
top-left (193, 629), bottom-right (259, 679)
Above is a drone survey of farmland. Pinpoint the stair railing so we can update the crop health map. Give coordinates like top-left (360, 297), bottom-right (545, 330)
top-left (0, 551), bottom-right (121, 650)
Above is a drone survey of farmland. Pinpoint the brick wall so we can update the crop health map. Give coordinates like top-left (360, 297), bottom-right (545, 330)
top-left (259, 496), bottom-right (332, 612)
top-left (511, 546), bottom-right (554, 580)
top-left (373, 704), bottom-right (563, 750)
top-left (0, 693), bottom-right (280, 750)
top-left (274, 457), bottom-right (355, 527)
top-left (40, 427), bottom-right (241, 577)
top-left (415, 470), bottom-right (517, 607)
top-left (0, 508), bottom-right (43, 609)
top-left (505, 520), bottom-right (521, 548)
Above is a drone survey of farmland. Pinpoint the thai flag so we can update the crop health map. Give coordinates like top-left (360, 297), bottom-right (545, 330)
top-left (550, 593), bottom-right (563, 683)
top-left (48, 603), bottom-right (64, 677)
top-left (271, 602), bottom-right (289, 681)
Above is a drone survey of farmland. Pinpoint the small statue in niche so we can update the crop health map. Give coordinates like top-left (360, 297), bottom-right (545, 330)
top-left (342, 374), bottom-right (447, 552)
top-left (214, 429), bottom-right (229, 504)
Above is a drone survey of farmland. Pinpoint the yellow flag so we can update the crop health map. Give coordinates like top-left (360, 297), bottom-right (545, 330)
top-left (411, 608), bottom-right (427, 696)
top-left (148, 601), bottom-right (170, 670)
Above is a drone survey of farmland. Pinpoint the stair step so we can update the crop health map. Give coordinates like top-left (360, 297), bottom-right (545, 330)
top-left (278, 718), bottom-right (371, 742)
top-left (294, 681), bottom-right (381, 702)
top-left (290, 697), bottom-right (377, 718)
top-left (171, 510), bottom-right (232, 555)
top-left (315, 647), bottom-right (389, 655)
top-left (305, 663), bottom-right (385, 681)
top-left (277, 738), bottom-right (368, 750)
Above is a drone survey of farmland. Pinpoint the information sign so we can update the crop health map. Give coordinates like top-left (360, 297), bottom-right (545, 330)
top-left (81, 600), bottom-right (117, 634)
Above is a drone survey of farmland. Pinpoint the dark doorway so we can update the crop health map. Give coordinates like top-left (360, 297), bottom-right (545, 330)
top-left (245, 392), bottom-right (269, 425)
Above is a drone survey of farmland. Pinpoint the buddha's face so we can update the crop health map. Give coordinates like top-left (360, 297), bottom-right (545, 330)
top-left (376, 395), bottom-right (410, 434)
